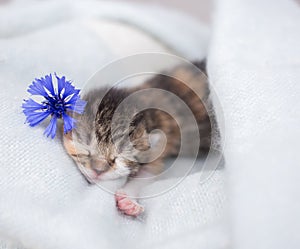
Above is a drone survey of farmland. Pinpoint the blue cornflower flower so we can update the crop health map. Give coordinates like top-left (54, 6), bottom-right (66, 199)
top-left (22, 74), bottom-right (86, 138)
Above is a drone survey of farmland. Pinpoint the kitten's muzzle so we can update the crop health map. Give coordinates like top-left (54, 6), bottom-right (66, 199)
top-left (93, 168), bottom-right (106, 175)
top-left (91, 158), bottom-right (110, 175)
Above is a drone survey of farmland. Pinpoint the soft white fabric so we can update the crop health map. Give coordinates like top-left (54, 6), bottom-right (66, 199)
top-left (208, 0), bottom-right (300, 248)
top-left (0, 1), bottom-right (227, 249)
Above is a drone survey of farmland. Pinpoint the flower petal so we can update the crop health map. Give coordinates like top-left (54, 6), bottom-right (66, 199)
top-left (63, 81), bottom-right (80, 98)
top-left (27, 79), bottom-right (48, 96)
top-left (25, 111), bottom-right (51, 127)
top-left (64, 92), bottom-right (84, 106)
top-left (62, 113), bottom-right (76, 134)
top-left (56, 74), bottom-right (66, 95)
top-left (42, 74), bottom-right (55, 96)
top-left (64, 93), bottom-right (79, 105)
top-left (22, 98), bottom-right (46, 111)
top-left (44, 116), bottom-right (57, 138)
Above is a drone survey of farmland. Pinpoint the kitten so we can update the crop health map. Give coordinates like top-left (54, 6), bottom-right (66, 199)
top-left (63, 61), bottom-right (212, 216)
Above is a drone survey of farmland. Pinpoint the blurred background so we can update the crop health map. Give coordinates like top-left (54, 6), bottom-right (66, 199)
top-left (0, 0), bottom-right (213, 23)
top-left (110, 0), bottom-right (212, 23)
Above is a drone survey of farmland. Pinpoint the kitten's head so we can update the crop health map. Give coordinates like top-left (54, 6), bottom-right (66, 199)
top-left (63, 88), bottom-right (152, 183)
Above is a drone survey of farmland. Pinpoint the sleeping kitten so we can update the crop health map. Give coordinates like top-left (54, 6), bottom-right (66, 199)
top-left (63, 61), bottom-right (212, 216)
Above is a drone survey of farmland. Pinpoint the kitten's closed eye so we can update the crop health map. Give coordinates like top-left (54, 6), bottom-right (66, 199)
top-left (70, 153), bottom-right (89, 159)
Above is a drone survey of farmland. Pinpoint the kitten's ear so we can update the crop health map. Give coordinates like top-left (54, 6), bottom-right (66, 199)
top-left (149, 132), bottom-right (162, 148)
top-left (131, 130), bottom-right (164, 152)
top-left (129, 115), bottom-right (151, 151)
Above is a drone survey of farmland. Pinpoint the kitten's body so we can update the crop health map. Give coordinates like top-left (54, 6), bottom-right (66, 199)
top-left (63, 61), bottom-right (211, 216)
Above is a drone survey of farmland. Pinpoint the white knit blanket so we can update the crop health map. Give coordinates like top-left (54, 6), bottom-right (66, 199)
top-left (0, 1), bottom-right (227, 249)
top-left (3, 0), bottom-right (298, 248)
top-left (208, 0), bottom-right (300, 248)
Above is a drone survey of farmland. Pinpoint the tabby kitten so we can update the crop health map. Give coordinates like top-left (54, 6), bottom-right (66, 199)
top-left (63, 61), bottom-right (211, 216)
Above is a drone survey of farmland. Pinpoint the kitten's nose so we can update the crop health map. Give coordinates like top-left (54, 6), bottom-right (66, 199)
top-left (94, 168), bottom-right (105, 175)
top-left (91, 158), bottom-right (109, 175)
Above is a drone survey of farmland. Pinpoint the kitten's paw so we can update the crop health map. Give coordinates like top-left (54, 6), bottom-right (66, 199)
top-left (115, 190), bottom-right (144, 216)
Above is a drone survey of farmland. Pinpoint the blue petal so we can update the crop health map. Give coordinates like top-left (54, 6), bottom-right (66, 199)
top-left (42, 74), bottom-right (55, 96)
top-left (44, 116), bottom-right (57, 138)
top-left (64, 92), bottom-right (84, 106)
top-left (62, 113), bottom-right (76, 134)
top-left (22, 98), bottom-right (46, 111)
top-left (25, 111), bottom-right (51, 127)
top-left (64, 93), bottom-right (79, 105)
top-left (27, 79), bottom-right (48, 96)
top-left (62, 81), bottom-right (79, 98)
top-left (23, 109), bottom-right (41, 116)
top-left (56, 74), bottom-right (66, 95)
top-left (66, 99), bottom-right (86, 114)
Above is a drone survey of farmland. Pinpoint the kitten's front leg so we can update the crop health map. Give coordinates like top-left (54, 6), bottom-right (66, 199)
top-left (115, 161), bottom-right (162, 216)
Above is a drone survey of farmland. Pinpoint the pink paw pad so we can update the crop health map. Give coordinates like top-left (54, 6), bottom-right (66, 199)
top-left (115, 191), bottom-right (144, 216)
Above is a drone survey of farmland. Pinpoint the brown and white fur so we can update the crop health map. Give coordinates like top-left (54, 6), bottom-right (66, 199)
top-left (63, 61), bottom-right (211, 216)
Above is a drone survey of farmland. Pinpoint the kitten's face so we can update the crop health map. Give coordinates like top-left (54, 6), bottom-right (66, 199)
top-left (63, 130), bottom-right (139, 183)
top-left (63, 88), bottom-right (153, 183)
